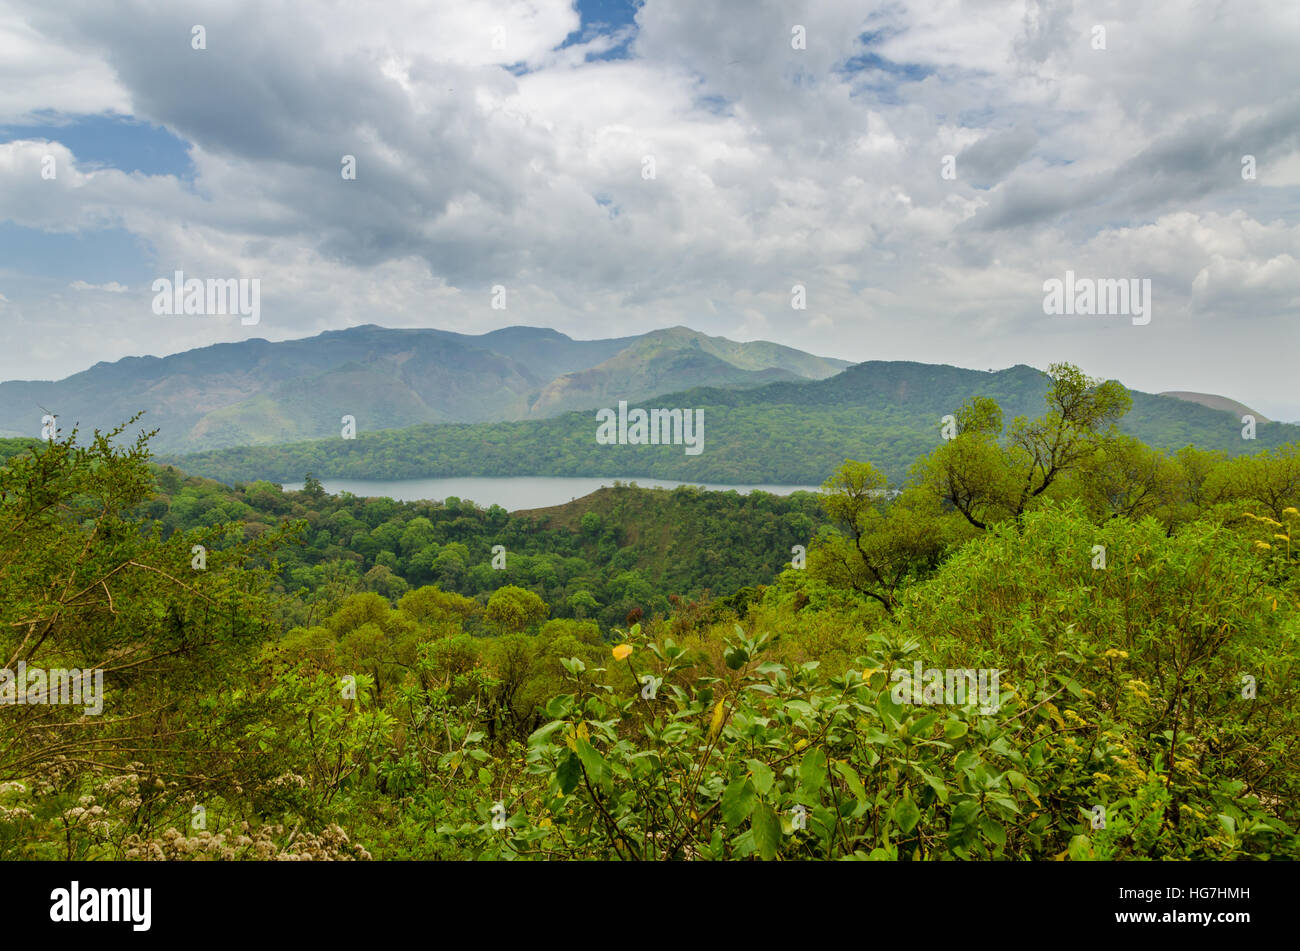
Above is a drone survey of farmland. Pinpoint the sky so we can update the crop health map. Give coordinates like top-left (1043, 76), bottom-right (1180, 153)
top-left (1, 0), bottom-right (1298, 419)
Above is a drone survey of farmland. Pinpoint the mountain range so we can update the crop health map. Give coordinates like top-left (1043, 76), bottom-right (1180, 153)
top-left (0, 325), bottom-right (849, 453)
top-left (3, 324), bottom-right (1294, 487)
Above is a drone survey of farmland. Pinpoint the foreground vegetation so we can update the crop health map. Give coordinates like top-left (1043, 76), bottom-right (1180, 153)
top-left (1, 364), bottom-right (1298, 860)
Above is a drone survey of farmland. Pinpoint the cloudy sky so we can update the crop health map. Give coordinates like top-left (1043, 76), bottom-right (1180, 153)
top-left (1, 0), bottom-right (1298, 418)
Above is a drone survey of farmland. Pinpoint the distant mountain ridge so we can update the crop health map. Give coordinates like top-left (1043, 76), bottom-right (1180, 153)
top-left (1160, 391), bottom-right (1270, 423)
top-left (0, 324), bottom-right (850, 452)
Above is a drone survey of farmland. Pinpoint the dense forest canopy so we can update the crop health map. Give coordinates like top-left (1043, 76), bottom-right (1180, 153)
top-left (2, 364), bottom-right (1298, 860)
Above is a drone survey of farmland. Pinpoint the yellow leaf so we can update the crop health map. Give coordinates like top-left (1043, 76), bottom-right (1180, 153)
top-left (612, 644), bottom-right (633, 661)
top-left (709, 699), bottom-right (726, 740)
top-left (1045, 702), bottom-right (1065, 730)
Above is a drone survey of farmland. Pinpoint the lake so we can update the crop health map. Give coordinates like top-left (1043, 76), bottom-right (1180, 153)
top-left (320, 476), bottom-right (822, 511)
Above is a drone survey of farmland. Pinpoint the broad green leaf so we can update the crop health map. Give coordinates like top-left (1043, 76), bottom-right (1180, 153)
top-left (877, 690), bottom-right (903, 728)
top-left (980, 816), bottom-right (1006, 848)
top-left (799, 747), bottom-right (828, 794)
top-left (810, 805), bottom-right (838, 840)
top-left (574, 737), bottom-right (608, 784)
top-left (544, 694), bottom-right (575, 719)
top-left (724, 646), bottom-right (749, 670)
top-left (894, 796), bottom-right (921, 834)
top-left (555, 750), bottom-right (582, 794)
top-left (832, 760), bottom-right (867, 803)
top-left (949, 799), bottom-right (979, 831)
top-left (721, 777), bottom-right (757, 827)
top-left (912, 766), bottom-right (949, 803)
top-left (747, 759), bottom-right (775, 796)
top-left (909, 711), bottom-right (940, 736)
top-left (752, 802), bottom-right (781, 860)
top-left (528, 719), bottom-right (567, 746)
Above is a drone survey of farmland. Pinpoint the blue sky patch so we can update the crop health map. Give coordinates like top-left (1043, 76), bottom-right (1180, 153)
top-left (0, 112), bottom-right (193, 179)
top-left (558, 0), bottom-right (640, 61)
top-left (0, 222), bottom-right (154, 286)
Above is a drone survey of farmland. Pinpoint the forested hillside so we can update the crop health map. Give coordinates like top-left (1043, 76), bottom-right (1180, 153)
top-left (167, 361), bottom-right (1300, 486)
top-left (2, 364), bottom-right (1298, 861)
top-left (135, 466), bottom-right (824, 631)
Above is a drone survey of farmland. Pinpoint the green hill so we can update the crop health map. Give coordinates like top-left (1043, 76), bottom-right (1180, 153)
top-left (164, 361), bottom-right (1300, 486)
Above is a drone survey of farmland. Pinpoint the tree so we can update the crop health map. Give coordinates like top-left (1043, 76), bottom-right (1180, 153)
top-left (363, 564), bottom-right (408, 599)
top-left (484, 585), bottom-right (549, 634)
top-left (398, 517), bottom-right (437, 557)
top-left (303, 473), bottom-right (326, 500)
top-left (397, 585), bottom-right (480, 626)
top-left (0, 420), bottom-right (289, 811)
top-left (1004, 363), bottom-right (1131, 516)
top-left (1068, 435), bottom-right (1178, 525)
top-left (567, 589), bottom-right (599, 619)
top-left (917, 363), bottom-right (1132, 529)
top-left (1228, 444), bottom-right (1300, 520)
top-left (810, 461), bottom-right (957, 612)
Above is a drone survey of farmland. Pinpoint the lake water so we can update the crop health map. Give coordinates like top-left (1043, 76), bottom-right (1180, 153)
top-left (320, 476), bottom-right (822, 511)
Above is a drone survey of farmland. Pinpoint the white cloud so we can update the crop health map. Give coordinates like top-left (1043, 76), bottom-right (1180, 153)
top-left (0, 0), bottom-right (1297, 416)
top-left (69, 279), bottom-right (127, 292)
top-left (0, 8), bottom-right (129, 121)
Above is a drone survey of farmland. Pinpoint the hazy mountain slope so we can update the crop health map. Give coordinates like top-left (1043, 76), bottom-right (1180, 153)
top-left (0, 324), bottom-right (848, 451)
top-left (1160, 391), bottom-right (1270, 423)
top-left (462, 326), bottom-right (638, 380)
top-left (0, 326), bottom-right (538, 448)
top-left (637, 326), bottom-right (848, 379)
top-left (527, 337), bottom-right (805, 417)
